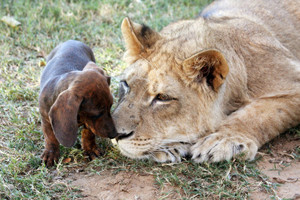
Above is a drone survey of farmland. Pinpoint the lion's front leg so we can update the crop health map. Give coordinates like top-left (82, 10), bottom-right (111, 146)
top-left (192, 92), bottom-right (300, 163)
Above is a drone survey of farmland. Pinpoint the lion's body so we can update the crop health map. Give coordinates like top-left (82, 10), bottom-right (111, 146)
top-left (113, 0), bottom-right (300, 162)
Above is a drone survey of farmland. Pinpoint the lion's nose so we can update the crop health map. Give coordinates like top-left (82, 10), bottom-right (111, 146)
top-left (116, 131), bottom-right (134, 141)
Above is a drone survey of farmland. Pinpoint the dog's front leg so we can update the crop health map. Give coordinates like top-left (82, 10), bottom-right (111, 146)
top-left (41, 118), bottom-right (60, 167)
top-left (192, 92), bottom-right (300, 163)
top-left (81, 128), bottom-right (103, 160)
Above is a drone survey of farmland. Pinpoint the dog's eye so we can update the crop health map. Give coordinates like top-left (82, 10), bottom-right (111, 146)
top-left (93, 110), bottom-right (104, 119)
top-left (118, 80), bottom-right (130, 100)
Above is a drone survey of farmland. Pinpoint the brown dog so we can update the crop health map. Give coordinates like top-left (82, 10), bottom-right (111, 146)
top-left (39, 40), bottom-right (117, 167)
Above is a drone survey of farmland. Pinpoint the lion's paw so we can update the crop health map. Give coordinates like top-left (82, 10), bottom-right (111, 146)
top-left (191, 133), bottom-right (258, 163)
top-left (152, 144), bottom-right (190, 163)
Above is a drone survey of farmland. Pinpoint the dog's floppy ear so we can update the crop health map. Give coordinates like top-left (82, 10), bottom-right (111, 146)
top-left (49, 89), bottom-right (82, 147)
top-left (83, 61), bottom-right (104, 74)
top-left (84, 61), bottom-right (111, 85)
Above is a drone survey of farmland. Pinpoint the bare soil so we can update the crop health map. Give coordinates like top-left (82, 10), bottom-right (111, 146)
top-left (249, 134), bottom-right (300, 200)
top-left (68, 171), bottom-right (181, 200)
top-left (64, 134), bottom-right (300, 200)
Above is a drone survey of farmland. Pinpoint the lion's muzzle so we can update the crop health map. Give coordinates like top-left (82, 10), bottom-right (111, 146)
top-left (116, 131), bottom-right (134, 141)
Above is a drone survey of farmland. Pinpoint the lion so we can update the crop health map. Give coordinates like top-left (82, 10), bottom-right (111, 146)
top-left (112, 0), bottom-right (300, 163)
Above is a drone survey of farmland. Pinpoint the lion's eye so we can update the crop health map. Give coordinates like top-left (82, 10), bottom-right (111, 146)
top-left (151, 93), bottom-right (177, 106)
top-left (118, 80), bottom-right (130, 100)
top-left (155, 94), bottom-right (172, 101)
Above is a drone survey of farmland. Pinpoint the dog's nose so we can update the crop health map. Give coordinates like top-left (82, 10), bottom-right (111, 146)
top-left (116, 131), bottom-right (134, 141)
top-left (108, 127), bottom-right (118, 139)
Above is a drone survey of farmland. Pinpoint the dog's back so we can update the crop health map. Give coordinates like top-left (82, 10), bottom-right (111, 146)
top-left (40, 40), bottom-right (95, 90)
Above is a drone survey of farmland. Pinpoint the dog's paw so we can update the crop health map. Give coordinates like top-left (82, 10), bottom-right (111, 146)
top-left (191, 132), bottom-right (258, 163)
top-left (41, 149), bottom-right (60, 167)
top-left (83, 146), bottom-right (104, 160)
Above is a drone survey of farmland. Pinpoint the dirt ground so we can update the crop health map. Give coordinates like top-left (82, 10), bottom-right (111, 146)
top-left (250, 134), bottom-right (300, 200)
top-left (68, 171), bottom-right (182, 200)
top-left (65, 134), bottom-right (300, 200)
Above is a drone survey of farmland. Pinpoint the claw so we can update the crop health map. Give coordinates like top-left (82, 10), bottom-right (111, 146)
top-left (41, 149), bottom-right (60, 167)
top-left (84, 147), bottom-right (104, 160)
top-left (191, 133), bottom-right (258, 163)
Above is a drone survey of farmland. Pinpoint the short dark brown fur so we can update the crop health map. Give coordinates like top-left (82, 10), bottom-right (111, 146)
top-left (39, 40), bottom-right (117, 167)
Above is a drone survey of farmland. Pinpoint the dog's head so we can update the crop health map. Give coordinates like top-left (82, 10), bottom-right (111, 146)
top-left (49, 62), bottom-right (117, 147)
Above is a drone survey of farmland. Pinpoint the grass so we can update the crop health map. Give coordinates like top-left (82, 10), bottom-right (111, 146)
top-left (0, 0), bottom-right (299, 199)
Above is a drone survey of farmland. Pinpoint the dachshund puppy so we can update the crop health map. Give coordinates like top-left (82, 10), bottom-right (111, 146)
top-left (39, 40), bottom-right (117, 167)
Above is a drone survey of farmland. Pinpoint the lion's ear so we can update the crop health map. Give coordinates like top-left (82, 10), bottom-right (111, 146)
top-left (121, 17), bottom-right (161, 63)
top-left (182, 49), bottom-right (229, 91)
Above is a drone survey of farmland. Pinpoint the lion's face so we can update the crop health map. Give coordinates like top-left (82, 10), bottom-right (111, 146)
top-left (113, 60), bottom-right (203, 161)
top-left (113, 18), bottom-right (229, 162)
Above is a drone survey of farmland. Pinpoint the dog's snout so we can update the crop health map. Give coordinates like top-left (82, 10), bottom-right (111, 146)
top-left (107, 125), bottom-right (118, 139)
top-left (116, 131), bottom-right (134, 141)
top-left (108, 129), bottom-right (118, 139)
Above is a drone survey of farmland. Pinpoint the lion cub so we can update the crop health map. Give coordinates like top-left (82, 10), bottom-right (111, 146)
top-left (112, 0), bottom-right (300, 163)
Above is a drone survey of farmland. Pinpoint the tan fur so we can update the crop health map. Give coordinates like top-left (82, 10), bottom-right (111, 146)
top-left (113, 0), bottom-right (300, 163)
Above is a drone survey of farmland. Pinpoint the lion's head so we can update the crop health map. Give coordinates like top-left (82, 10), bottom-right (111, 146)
top-left (112, 18), bottom-right (229, 162)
